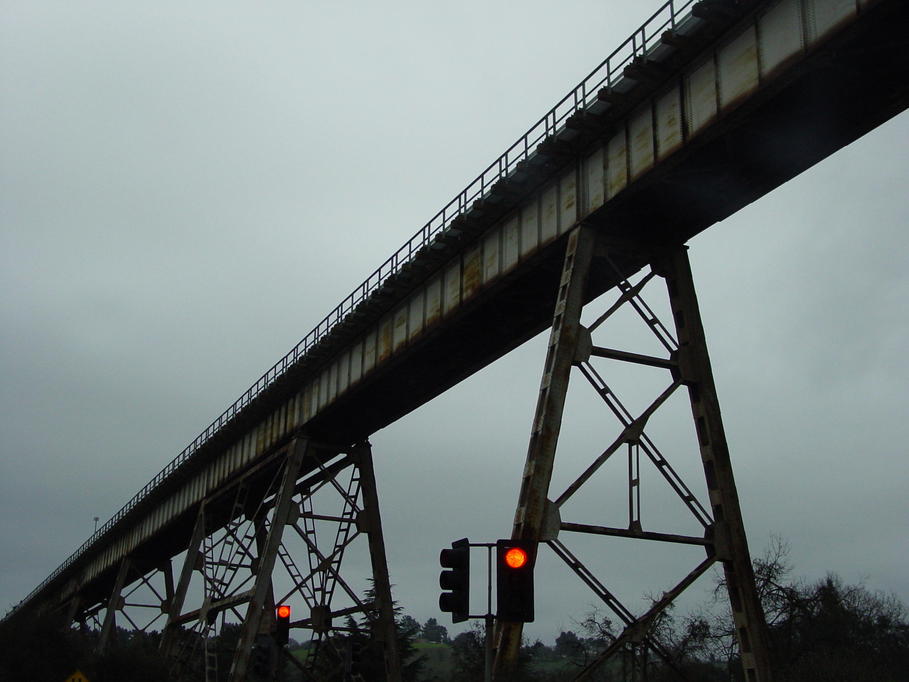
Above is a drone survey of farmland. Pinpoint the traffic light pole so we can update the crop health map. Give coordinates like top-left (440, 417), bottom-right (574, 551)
top-left (485, 545), bottom-right (494, 682)
top-left (491, 228), bottom-right (772, 681)
top-left (436, 540), bottom-right (500, 682)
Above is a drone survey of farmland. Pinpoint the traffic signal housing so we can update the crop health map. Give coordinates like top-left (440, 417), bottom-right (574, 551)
top-left (275, 604), bottom-right (291, 645)
top-left (439, 538), bottom-right (470, 623)
top-left (496, 539), bottom-right (536, 622)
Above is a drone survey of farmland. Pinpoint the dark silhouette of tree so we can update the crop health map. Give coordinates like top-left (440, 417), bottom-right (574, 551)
top-left (421, 616), bottom-right (450, 644)
top-left (555, 630), bottom-right (585, 659)
top-left (706, 536), bottom-right (909, 681)
top-left (450, 621), bottom-right (539, 681)
top-left (768, 574), bottom-right (909, 681)
top-left (0, 609), bottom-right (88, 682)
top-left (450, 624), bottom-right (485, 680)
top-left (0, 611), bottom-right (170, 682)
top-left (566, 536), bottom-right (909, 681)
top-left (306, 586), bottom-right (423, 681)
top-left (92, 628), bottom-right (170, 682)
top-left (399, 614), bottom-right (420, 638)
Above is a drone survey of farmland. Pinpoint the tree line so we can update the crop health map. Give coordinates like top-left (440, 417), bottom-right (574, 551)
top-left (2, 538), bottom-right (906, 680)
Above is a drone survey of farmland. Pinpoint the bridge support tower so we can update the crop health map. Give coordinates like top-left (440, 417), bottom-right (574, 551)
top-left (493, 226), bottom-right (772, 681)
top-left (68, 437), bottom-right (401, 681)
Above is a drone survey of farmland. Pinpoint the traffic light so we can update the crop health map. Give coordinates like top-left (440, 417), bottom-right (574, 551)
top-left (439, 538), bottom-right (470, 623)
top-left (275, 604), bottom-right (291, 645)
top-left (496, 539), bottom-right (536, 622)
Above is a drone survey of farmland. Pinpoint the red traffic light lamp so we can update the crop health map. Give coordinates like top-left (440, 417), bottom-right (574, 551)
top-left (496, 539), bottom-right (536, 622)
top-left (275, 604), bottom-right (291, 645)
top-left (504, 546), bottom-right (528, 569)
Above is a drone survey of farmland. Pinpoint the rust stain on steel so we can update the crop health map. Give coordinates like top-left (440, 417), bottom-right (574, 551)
top-left (559, 170), bottom-right (577, 231)
top-left (718, 25), bottom-right (759, 110)
top-left (425, 276), bottom-right (442, 326)
top-left (350, 340), bottom-right (363, 384)
top-left (606, 130), bottom-right (628, 199)
top-left (339, 351), bottom-right (351, 394)
top-left (503, 214), bottom-right (520, 271)
top-left (657, 87), bottom-right (683, 159)
top-left (483, 230), bottom-right (501, 284)
top-left (758, 0), bottom-right (803, 79)
top-left (363, 330), bottom-right (377, 374)
top-left (629, 104), bottom-right (654, 179)
top-left (378, 316), bottom-right (393, 363)
top-left (686, 57), bottom-right (718, 135)
top-left (541, 184), bottom-right (558, 243)
top-left (443, 261), bottom-right (461, 315)
top-left (520, 201), bottom-right (539, 257)
top-left (302, 384), bottom-right (313, 421)
top-left (463, 246), bottom-right (482, 300)
top-left (408, 292), bottom-right (424, 340)
top-left (585, 147), bottom-right (605, 214)
top-left (255, 420), bottom-right (266, 458)
top-left (393, 305), bottom-right (408, 351)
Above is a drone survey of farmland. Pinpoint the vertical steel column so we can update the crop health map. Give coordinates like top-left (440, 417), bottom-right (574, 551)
top-left (254, 508), bottom-right (278, 612)
top-left (162, 558), bottom-right (174, 619)
top-left (252, 506), bottom-right (278, 680)
top-left (98, 557), bottom-right (131, 652)
top-left (351, 441), bottom-right (403, 682)
top-left (660, 246), bottom-right (773, 681)
top-left (160, 502), bottom-right (207, 659)
top-left (228, 437), bottom-right (308, 682)
top-left (493, 225), bottom-right (597, 680)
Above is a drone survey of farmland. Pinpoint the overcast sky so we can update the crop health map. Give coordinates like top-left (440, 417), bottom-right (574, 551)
top-left (1, 0), bottom-right (906, 645)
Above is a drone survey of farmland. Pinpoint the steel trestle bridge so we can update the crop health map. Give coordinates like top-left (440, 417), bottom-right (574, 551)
top-left (7, 1), bottom-right (907, 680)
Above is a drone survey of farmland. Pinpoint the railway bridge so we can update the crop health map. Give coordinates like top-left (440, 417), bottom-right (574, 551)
top-left (6, 0), bottom-right (907, 680)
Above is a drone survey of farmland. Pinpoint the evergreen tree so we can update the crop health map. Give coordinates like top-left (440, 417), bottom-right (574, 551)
top-left (421, 617), bottom-right (449, 644)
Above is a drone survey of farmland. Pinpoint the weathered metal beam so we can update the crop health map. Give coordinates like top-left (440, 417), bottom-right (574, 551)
top-left (554, 378), bottom-right (682, 508)
top-left (160, 502), bottom-right (207, 659)
top-left (575, 555), bottom-right (718, 681)
top-left (293, 603), bottom-right (365, 629)
top-left (589, 345), bottom-right (677, 370)
top-left (658, 246), bottom-right (773, 680)
top-left (228, 437), bottom-right (307, 682)
top-left (494, 225), bottom-right (597, 680)
top-left (560, 522), bottom-right (710, 547)
top-left (172, 589), bottom-right (256, 626)
top-left (353, 441), bottom-right (403, 682)
top-left (98, 558), bottom-right (131, 652)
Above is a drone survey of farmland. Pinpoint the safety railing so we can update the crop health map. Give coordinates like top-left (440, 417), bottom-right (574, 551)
top-left (17, 0), bottom-right (699, 611)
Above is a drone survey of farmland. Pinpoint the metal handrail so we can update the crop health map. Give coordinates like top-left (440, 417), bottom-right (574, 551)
top-left (16, 0), bottom-right (696, 611)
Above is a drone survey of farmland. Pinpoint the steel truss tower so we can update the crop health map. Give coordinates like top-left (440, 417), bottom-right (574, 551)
top-left (493, 226), bottom-right (773, 681)
top-left (68, 438), bottom-right (402, 681)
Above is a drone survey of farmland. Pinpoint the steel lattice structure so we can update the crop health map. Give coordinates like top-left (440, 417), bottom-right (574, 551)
top-left (6, 1), bottom-right (907, 680)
